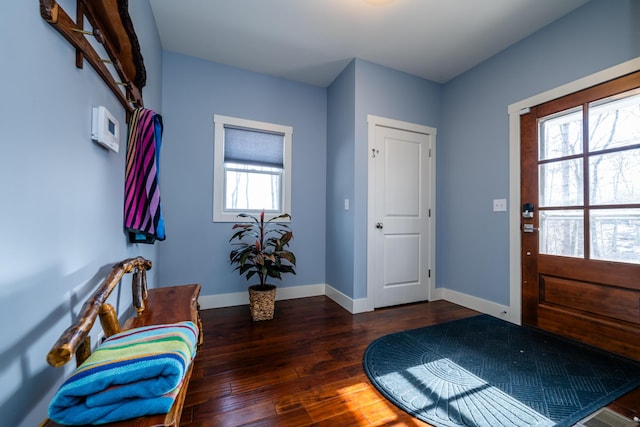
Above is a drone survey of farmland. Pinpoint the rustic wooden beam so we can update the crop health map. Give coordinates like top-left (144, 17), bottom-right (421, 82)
top-left (80, 0), bottom-right (144, 106)
top-left (39, 0), bottom-right (58, 23)
top-left (98, 303), bottom-right (122, 338)
top-left (39, 0), bottom-right (143, 114)
top-left (132, 270), bottom-right (146, 315)
top-left (75, 0), bottom-right (84, 69)
top-left (46, 257), bottom-right (152, 367)
top-left (75, 336), bottom-right (91, 367)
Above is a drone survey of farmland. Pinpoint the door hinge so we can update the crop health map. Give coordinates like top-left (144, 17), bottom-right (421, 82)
top-left (428, 269), bottom-right (431, 278)
top-left (428, 208), bottom-right (431, 217)
top-left (371, 148), bottom-right (379, 158)
top-left (429, 148), bottom-right (432, 157)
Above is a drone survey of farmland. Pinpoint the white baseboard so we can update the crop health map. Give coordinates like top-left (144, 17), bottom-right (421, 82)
top-left (352, 297), bottom-right (373, 314)
top-left (325, 285), bottom-right (372, 314)
top-left (439, 288), bottom-right (514, 323)
top-left (198, 283), bottom-right (326, 310)
top-left (430, 287), bottom-right (445, 301)
top-left (198, 284), bottom-right (515, 323)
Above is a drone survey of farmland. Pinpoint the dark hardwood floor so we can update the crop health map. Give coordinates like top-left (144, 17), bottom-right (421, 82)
top-left (180, 296), bottom-right (640, 426)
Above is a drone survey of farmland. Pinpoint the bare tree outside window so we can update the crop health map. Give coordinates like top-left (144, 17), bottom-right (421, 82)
top-left (538, 90), bottom-right (640, 264)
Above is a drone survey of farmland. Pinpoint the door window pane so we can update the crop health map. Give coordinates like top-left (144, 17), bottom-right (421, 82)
top-left (590, 149), bottom-right (640, 205)
top-left (539, 159), bottom-right (583, 207)
top-left (540, 210), bottom-right (584, 257)
top-left (589, 91), bottom-right (640, 152)
top-left (590, 208), bottom-right (640, 264)
top-left (538, 108), bottom-right (583, 161)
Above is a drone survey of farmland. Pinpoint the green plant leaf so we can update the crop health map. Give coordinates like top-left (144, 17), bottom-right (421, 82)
top-left (229, 210), bottom-right (296, 286)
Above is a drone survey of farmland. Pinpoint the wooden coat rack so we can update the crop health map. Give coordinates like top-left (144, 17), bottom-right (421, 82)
top-left (39, 0), bottom-right (146, 115)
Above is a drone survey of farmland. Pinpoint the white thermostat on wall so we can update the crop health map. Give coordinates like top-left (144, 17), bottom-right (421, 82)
top-left (91, 106), bottom-right (120, 152)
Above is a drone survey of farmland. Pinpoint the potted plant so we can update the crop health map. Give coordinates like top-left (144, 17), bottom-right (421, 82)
top-left (229, 210), bottom-right (296, 321)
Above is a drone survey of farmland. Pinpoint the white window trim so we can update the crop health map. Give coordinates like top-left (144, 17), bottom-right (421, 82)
top-left (213, 114), bottom-right (292, 222)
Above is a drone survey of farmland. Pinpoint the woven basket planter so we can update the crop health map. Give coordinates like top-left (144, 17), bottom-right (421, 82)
top-left (248, 284), bottom-right (277, 321)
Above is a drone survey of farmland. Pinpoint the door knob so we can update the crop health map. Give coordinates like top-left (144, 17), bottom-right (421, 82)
top-left (376, 222), bottom-right (384, 229)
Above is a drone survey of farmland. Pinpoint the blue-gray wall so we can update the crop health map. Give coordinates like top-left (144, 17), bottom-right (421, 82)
top-left (3, 0), bottom-right (639, 424)
top-left (353, 60), bottom-right (443, 299)
top-left (325, 59), bottom-right (442, 300)
top-left (157, 52), bottom-right (327, 295)
top-left (326, 61), bottom-right (357, 298)
top-left (438, 0), bottom-right (640, 305)
top-left (0, 1), bottom-right (163, 426)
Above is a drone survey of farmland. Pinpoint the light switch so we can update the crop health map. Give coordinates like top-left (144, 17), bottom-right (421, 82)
top-left (344, 199), bottom-right (350, 210)
top-left (493, 198), bottom-right (507, 212)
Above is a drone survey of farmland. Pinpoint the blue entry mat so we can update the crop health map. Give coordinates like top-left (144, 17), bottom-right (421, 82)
top-left (363, 315), bottom-right (640, 427)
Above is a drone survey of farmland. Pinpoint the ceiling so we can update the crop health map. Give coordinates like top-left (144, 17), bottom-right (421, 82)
top-left (149, 0), bottom-right (589, 87)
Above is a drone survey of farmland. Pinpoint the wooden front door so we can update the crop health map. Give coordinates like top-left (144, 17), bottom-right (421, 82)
top-left (520, 71), bottom-right (640, 360)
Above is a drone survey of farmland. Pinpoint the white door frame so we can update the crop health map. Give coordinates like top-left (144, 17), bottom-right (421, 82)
top-left (366, 115), bottom-right (437, 311)
top-left (507, 57), bottom-right (640, 325)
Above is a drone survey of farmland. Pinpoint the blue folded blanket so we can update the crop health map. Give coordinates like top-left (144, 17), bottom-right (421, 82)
top-left (48, 321), bottom-right (198, 425)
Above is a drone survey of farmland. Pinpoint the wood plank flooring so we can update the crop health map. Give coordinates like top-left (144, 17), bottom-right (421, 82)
top-left (180, 296), bottom-right (640, 426)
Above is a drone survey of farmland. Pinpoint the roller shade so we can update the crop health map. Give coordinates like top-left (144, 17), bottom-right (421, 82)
top-left (224, 126), bottom-right (284, 168)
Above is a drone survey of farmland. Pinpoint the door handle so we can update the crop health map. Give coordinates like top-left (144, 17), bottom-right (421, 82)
top-left (376, 222), bottom-right (384, 230)
top-left (522, 203), bottom-right (535, 219)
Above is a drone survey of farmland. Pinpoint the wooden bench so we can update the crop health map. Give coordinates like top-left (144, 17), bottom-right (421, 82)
top-left (40, 257), bottom-right (201, 427)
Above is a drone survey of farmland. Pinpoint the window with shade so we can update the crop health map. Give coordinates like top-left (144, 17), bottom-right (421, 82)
top-left (213, 115), bottom-right (292, 222)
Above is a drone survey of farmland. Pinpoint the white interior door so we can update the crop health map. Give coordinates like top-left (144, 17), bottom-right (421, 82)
top-left (368, 116), bottom-right (435, 309)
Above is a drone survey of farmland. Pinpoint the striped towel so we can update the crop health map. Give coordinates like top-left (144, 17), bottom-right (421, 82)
top-left (124, 107), bottom-right (166, 244)
top-left (48, 321), bottom-right (198, 425)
